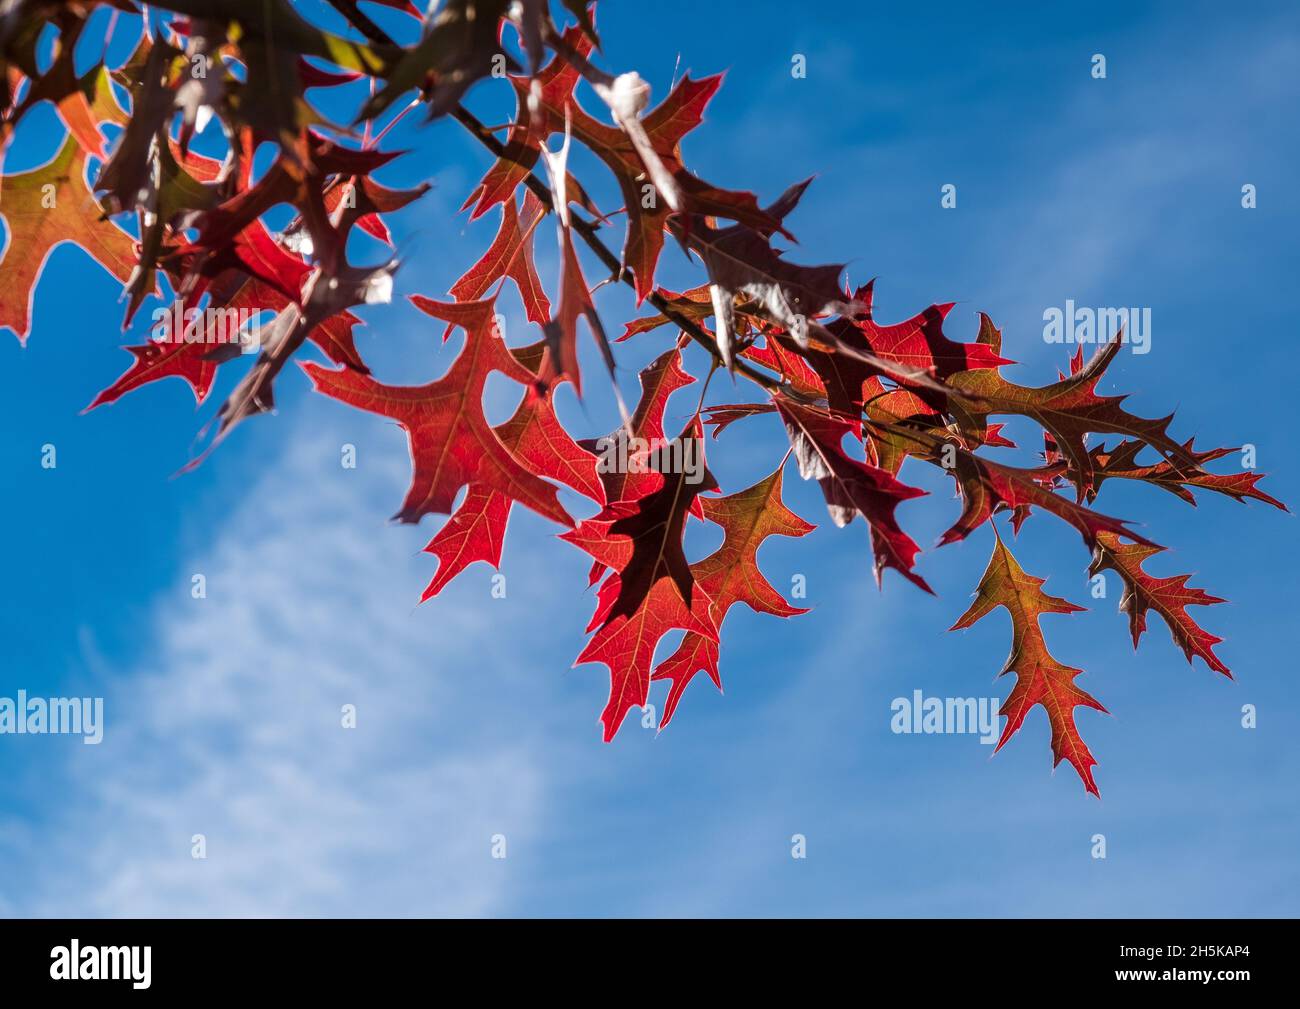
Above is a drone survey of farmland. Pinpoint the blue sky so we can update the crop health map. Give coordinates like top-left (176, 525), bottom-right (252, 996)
top-left (1, 0), bottom-right (1297, 917)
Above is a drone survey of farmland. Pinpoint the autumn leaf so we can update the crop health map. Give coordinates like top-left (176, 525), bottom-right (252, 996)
top-left (7, 27), bottom-right (126, 160)
top-left (652, 465), bottom-right (814, 729)
top-left (777, 396), bottom-right (930, 592)
top-left (577, 575), bottom-right (717, 742)
top-left (459, 23), bottom-right (596, 220)
top-left (320, 172), bottom-right (431, 247)
top-left (701, 402), bottom-right (775, 438)
top-left (94, 37), bottom-right (187, 216)
top-left (0, 134), bottom-right (137, 341)
top-left (418, 486), bottom-right (512, 600)
top-left (448, 191), bottom-right (551, 328)
top-left (617, 285), bottom-right (712, 342)
top-left (420, 340), bottom-right (604, 599)
top-left (1088, 439), bottom-right (1287, 511)
top-left (303, 296), bottom-right (572, 527)
top-left (950, 339), bottom-right (1202, 498)
top-left (537, 220), bottom-right (609, 396)
top-left (952, 531), bottom-right (1105, 796)
top-left (562, 421), bottom-right (716, 627)
top-left (175, 132), bottom-right (416, 276)
top-left (745, 332), bottom-right (842, 400)
top-left (872, 424), bottom-right (1156, 550)
top-left (358, 0), bottom-right (515, 121)
top-left (88, 272), bottom-right (364, 411)
top-left (848, 281), bottom-right (1013, 379)
top-left (583, 346), bottom-right (697, 504)
top-left (162, 217), bottom-right (310, 306)
top-left (681, 177), bottom-right (842, 368)
top-left (198, 288), bottom-right (377, 455)
top-left (88, 335), bottom-right (231, 410)
top-left (807, 281), bottom-right (1012, 414)
top-left (1089, 532), bottom-right (1231, 677)
top-left (159, 0), bottom-right (390, 158)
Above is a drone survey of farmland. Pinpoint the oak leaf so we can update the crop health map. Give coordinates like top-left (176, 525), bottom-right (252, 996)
top-left (1089, 532), bottom-right (1231, 677)
top-left (304, 296), bottom-right (572, 527)
top-left (952, 532), bottom-right (1105, 796)
top-left (420, 340), bottom-right (604, 599)
top-left (777, 396), bottom-right (930, 591)
top-left (0, 135), bottom-right (136, 341)
top-left (653, 466), bottom-right (814, 729)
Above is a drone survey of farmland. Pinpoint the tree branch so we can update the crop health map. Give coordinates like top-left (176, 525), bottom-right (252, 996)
top-left (448, 104), bottom-right (787, 393)
top-left (328, 0), bottom-right (789, 394)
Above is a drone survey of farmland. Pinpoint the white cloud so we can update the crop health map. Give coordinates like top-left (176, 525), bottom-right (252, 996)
top-left (12, 408), bottom-right (583, 917)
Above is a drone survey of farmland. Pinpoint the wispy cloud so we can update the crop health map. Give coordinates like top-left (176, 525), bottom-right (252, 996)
top-left (6, 410), bottom-right (585, 917)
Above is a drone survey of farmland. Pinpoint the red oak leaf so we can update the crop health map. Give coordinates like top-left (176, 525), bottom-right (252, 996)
top-left (578, 574), bottom-right (718, 742)
top-left (931, 436), bottom-right (1155, 549)
top-left (858, 392), bottom-right (1167, 551)
top-left (459, 23), bottom-right (594, 219)
top-left (88, 271), bottom-right (365, 410)
top-left (652, 465), bottom-right (814, 729)
top-left (13, 58), bottom-right (125, 162)
top-left (174, 132), bottom-right (413, 276)
top-left (321, 173), bottom-right (431, 247)
top-left (536, 224), bottom-right (610, 395)
top-left (848, 281), bottom-right (1013, 379)
top-left (582, 346), bottom-right (696, 504)
top-left (162, 218), bottom-right (312, 307)
top-left (1088, 439), bottom-right (1287, 511)
top-left (950, 339), bottom-right (1202, 499)
top-left (418, 485), bottom-right (512, 600)
top-left (569, 345), bottom-right (698, 588)
top-left (742, 336), bottom-right (825, 398)
top-left (89, 336), bottom-right (229, 410)
top-left (2, 13), bottom-right (127, 161)
top-left (777, 396), bottom-right (931, 591)
top-left (951, 531), bottom-right (1105, 796)
top-left (0, 135), bottom-right (137, 341)
top-left (1090, 532), bottom-right (1231, 677)
top-left (448, 191), bottom-right (550, 328)
top-left (616, 285), bottom-right (711, 342)
top-left (562, 420), bottom-right (716, 626)
top-left (701, 402), bottom-right (775, 438)
top-left (808, 281), bottom-right (1012, 414)
top-left (420, 341), bottom-right (604, 599)
top-left (303, 296), bottom-right (571, 527)
top-left (680, 177), bottom-right (842, 368)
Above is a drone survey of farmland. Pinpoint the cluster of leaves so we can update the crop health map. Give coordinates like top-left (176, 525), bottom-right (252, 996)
top-left (1, 0), bottom-right (1284, 794)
